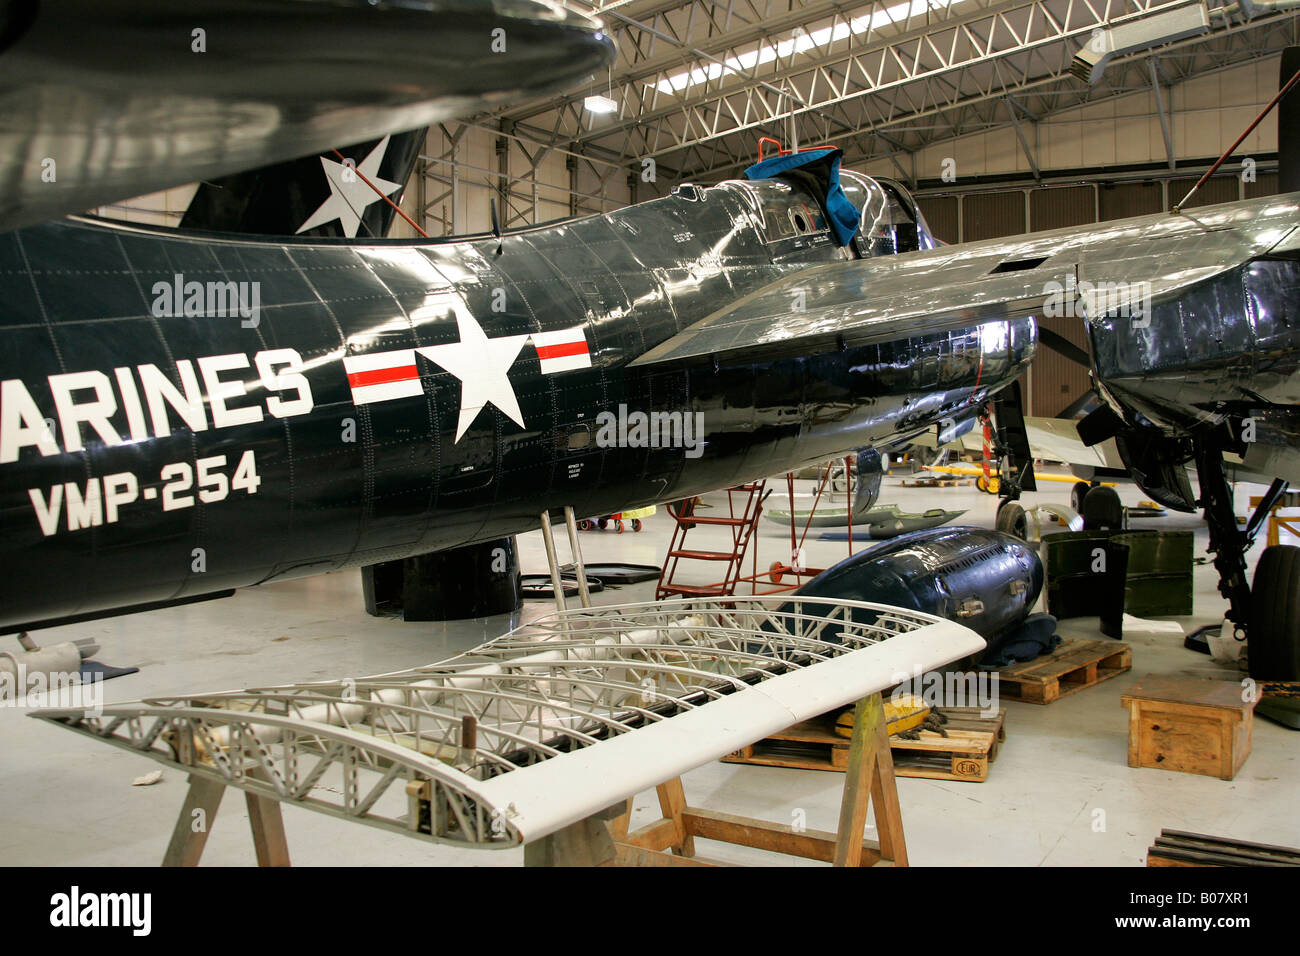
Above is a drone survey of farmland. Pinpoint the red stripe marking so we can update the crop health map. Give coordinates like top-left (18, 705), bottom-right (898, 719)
top-left (348, 364), bottom-right (418, 389)
top-left (536, 341), bottom-right (589, 360)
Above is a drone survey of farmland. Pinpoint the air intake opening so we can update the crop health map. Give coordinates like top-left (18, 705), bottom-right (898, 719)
top-left (990, 255), bottom-right (1049, 274)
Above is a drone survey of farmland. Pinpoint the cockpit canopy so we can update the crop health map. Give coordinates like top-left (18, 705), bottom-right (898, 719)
top-left (706, 164), bottom-right (937, 261)
top-left (839, 171), bottom-right (940, 257)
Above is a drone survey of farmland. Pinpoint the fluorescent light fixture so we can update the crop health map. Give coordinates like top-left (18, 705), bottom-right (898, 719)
top-left (583, 94), bottom-right (618, 114)
top-left (652, 0), bottom-right (962, 96)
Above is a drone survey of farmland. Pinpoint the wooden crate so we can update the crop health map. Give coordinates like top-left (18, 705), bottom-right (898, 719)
top-left (995, 638), bottom-right (1131, 704)
top-left (722, 708), bottom-right (1006, 783)
top-left (1121, 675), bottom-right (1253, 780)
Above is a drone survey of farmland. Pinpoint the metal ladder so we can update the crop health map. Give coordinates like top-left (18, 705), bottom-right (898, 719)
top-left (538, 506), bottom-right (593, 612)
top-left (656, 482), bottom-right (769, 599)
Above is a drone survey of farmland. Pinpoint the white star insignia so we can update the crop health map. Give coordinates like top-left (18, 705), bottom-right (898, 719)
top-left (417, 307), bottom-right (530, 442)
top-left (297, 134), bottom-right (402, 238)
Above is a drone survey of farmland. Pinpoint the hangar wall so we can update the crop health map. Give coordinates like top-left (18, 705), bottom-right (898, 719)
top-left (852, 56), bottom-right (1281, 187)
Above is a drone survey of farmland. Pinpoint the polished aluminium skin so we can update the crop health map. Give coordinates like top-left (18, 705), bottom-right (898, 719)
top-left (631, 188), bottom-right (1298, 631)
top-left (0, 0), bottom-right (615, 232)
top-left (0, 170), bottom-right (1033, 631)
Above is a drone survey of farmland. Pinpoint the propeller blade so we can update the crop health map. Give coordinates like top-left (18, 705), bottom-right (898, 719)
top-left (1281, 47), bottom-right (1300, 194)
top-left (1037, 326), bottom-right (1092, 369)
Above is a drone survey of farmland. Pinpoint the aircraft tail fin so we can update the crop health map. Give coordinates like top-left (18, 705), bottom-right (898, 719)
top-left (1282, 48), bottom-right (1300, 194)
top-left (179, 128), bottom-right (425, 238)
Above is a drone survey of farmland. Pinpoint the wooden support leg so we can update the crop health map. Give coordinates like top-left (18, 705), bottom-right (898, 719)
top-left (525, 802), bottom-right (625, 866)
top-left (656, 777), bottom-right (695, 856)
top-left (869, 703), bottom-right (908, 867)
top-left (162, 775), bottom-right (226, 867)
top-left (608, 798), bottom-right (634, 843)
top-left (566, 701), bottom-right (909, 868)
top-left (833, 695), bottom-right (882, 867)
top-left (246, 793), bottom-right (291, 867)
top-left (833, 693), bottom-right (908, 867)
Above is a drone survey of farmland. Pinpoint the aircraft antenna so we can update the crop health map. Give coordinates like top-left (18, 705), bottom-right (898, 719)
top-left (330, 148), bottom-right (429, 237)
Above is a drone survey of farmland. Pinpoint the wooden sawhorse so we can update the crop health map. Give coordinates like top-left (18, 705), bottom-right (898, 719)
top-left (528, 692), bottom-right (908, 867)
top-left (162, 692), bottom-right (905, 867)
top-left (162, 775), bottom-right (291, 867)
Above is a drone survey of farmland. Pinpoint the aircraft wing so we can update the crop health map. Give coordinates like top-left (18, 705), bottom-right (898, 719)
top-left (907, 428), bottom-right (984, 454)
top-left (0, 0), bottom-right (614, 232)
top-left (906, 415), bottom-right (1125, 470)
top-left (35, 596), bottom-right (982, 848)
top-left (632, 197), bottom-right (1298, 368)
top-left (1021, 418), bottom-right (1120, 468)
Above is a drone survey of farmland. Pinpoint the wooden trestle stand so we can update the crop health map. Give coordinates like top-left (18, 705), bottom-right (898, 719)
top-left (528, 692), bottom-right (908, 867)
top-left (162, 692), bottom-right (906, 867)
top-left (163, 775), bottom-right (291, 867)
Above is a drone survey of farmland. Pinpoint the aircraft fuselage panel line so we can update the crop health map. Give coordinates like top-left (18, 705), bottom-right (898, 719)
top-left (0, 178), bottom-right (1030, 630)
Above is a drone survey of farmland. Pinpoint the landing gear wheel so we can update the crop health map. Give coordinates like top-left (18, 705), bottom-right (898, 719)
top-left (616, 519), bottom-right (625, 533)
top-left (1081, 485), bottom-right (1123, 530)
top-left (1248, 545), bottom-right (1300, 681)
top-left (578, 519), bottom-right (592, 531)
top-left (631, 519), bottom-right (642, 532)
top-left (995, 501), bottom-right (1028, 539)
top-left (598, 518), bottom-right (608, 530)
top-left (830, 463), bottom-right (850, 494)
top-left (1070, 481), bottom-right (1092, 514)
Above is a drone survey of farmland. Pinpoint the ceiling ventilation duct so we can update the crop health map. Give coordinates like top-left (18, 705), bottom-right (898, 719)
top-left (1071, 3), bottom-right (1211, 83)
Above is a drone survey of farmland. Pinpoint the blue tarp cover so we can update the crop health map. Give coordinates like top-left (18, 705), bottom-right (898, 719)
top-left (743, 146), bottom-right (861, 247)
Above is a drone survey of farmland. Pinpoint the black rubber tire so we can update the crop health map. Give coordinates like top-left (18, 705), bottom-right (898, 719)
top-left (1248, 544), bottom-right (1300, 681)
top-left (830, 463), bottom-right (849, 493)
top-left (1070, 481), bottom-right (1091, 514)
top-left (1081, 485), bottom-right (1123, 530)
top-left (995, 501), bottom-right (1028, 539)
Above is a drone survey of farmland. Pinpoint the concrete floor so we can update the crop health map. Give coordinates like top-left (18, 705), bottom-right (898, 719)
top-left (2, 470), bottom-right (1297, 866)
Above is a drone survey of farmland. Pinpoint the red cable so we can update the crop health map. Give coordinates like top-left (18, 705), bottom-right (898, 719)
top-left (1174, 64), bottom-right (1300, 212)
top-left (331, 149), bottom-right (430, 238)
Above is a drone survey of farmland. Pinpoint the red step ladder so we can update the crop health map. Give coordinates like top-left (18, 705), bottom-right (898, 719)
top-left (656, 482), bottom-right (769, 599)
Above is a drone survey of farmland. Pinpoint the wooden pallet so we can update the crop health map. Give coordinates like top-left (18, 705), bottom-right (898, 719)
top-left (996, 638), bottom-right (1131, 704)
top-left (899, 477), bottom-right (973, 488)
top-left (1148, 829), bottom-right (1300, 867)
top-left (722, 707), bottom-right (1006, 783)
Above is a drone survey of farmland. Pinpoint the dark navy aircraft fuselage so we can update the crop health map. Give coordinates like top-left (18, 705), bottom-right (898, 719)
top-left (0, 172), bottom-right (1034, 630)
